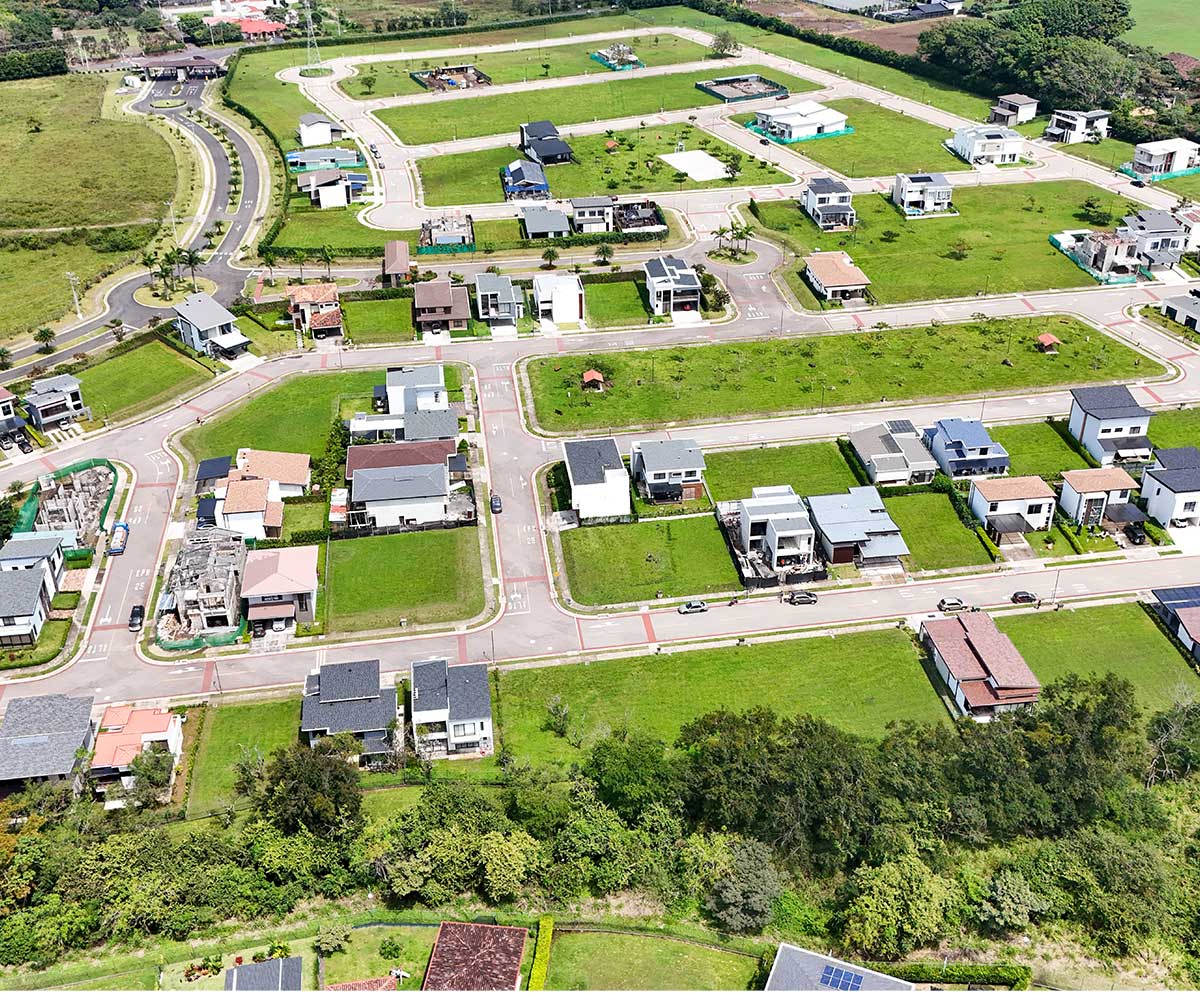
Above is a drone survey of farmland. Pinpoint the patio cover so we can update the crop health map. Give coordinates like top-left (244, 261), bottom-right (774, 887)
top-left (987, 513), bottom-right (1031, 534)
top-left (209, 331), bottom-right (250, 351)
top-left (1103, 501), bottom-right (1147, 524)
top-left (248, 602), bottom-right (295, 621)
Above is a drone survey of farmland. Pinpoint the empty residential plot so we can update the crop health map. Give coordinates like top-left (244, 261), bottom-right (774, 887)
top-left (584, 279), bottom-right (653, 327)
top-left (78, 339), bottom-right (214, 423)
top-left (498, 628), bottom-right (945, 766)
top-left (322, 925), bottom-right (437, 989)
top-left (275, 200), bottom-right (417, 250)
top-left (559, 516), bottom-right (737, 605)
top-left (418, 123), bottom-right (790, 206)
top-left (326, 529), bottom-right (485, 632)
top-left (343, 297), bottom-right (418, 343)
top-left (704, 441), bottom-right (858, 501)
top-left (340, 33), bottom-right (711, 99)
top-left (991, 421), bottom-right (1088, 480)
top-left (379, 64), bottom-right (818, 144)
top-left (546, 932), bottom-right (759, 991)
top-left (998, 603), bottom-right (1200, 714)
top-left (528, 316), bottom-right (1158, 432)
top-left (1146, 407), bottom-right (1200, 449)
top-left (1125, 0), bottom-right (1200, 59)
top-left (886, 492), bottom-right (990, 571)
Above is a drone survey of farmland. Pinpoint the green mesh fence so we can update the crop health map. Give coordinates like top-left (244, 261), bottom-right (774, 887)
top-left (14, 459), bottom-right (119, 534)
top-left (158, 616), bottom-right (247, 651)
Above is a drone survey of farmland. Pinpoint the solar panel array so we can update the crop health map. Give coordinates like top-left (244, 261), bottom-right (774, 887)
top-left (820, 965), bottom-right (864, 991)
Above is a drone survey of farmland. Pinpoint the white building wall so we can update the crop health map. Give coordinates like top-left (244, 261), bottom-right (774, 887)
top-left (362, 496), bottom-right (447, 527)
top-left (572, 469), bottom-right (631, 519)
top-left (1146, 481), bottom-right (1200, 525)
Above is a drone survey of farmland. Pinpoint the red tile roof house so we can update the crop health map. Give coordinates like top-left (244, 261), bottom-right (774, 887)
top-left (89, 706), bottom-right (183, 807)
top-left (422, 921), bottom-right (528, 990)
top-left (919, 611), bottom-right (1041, 720)
top-left (287, 282), bottom-right (342, 339)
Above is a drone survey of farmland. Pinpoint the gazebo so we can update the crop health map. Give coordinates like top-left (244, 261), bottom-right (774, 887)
top-left (1036, 332), bottom-right (1062, 354)
top-left (581, 368), bottom-right (606, 391)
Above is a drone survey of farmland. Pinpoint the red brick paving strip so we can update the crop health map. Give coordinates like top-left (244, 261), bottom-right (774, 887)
top-left (422, 921), bottom-right (527, 991)
top-left (325, 975), bottom-right (398, 991)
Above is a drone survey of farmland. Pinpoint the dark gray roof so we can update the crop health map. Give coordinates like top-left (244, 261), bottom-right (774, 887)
top-left (572, 196), bottom-right (612, 208)
top-left (412, 658), bottom-right (449, 712)
top-left (563, 438), bottom-right (624, 486)
top-left (197, 455), bottom-right (233, 482)
top-left (644, 255), bottom-right (699, 287)
top-left (765, 944), bottom-right (914, 992)
top-left (315, 659), bottom-right (380, 703)
top-left (905, 171), bottom-right (951, 187)
top-left (522, 120), bottom-right (558, 139)
top-left (474, 272), bottom-right (521, 304)
top-left (0, 566), bottom-right (48, 617)
top-left (197, 496), bottom-right (218, 527)
top-left (527, 136), bottom-right (573, 159)
top-left (522, 206), bottom-right (570, 235)
top-left (300, 660), bottom-right (396, 737)
top-left (0, 535), bottom-right (61, 561)
top-left (299, 112), bottom-right (336, 126)
top-left (1145, 465), bottom-right (1200, 493)
top-left (1123, 209), bottom-right (1184, 234)
top-left (404, 409), bottom-right (459, 442)
top-left (224, 957), bottom-right (303, 991)
top-left (352, 464), bottom-right (447, 502)
top-left (0, 694), bottom-right (94, 782)
top-left (174, 292), bottom-right (236, 331)
top-left (808, 175), bottom-right (850, 195)
top-left (1069, 385), bottom-right (1152, 420)
top-left (504, 159), bottom-right (547, 187)
top-left (447, 662), bottom-right (491, 722)
top-left (635, 437), bottom-right (705, 474)
top-left (997, 93), bottom-right (1037, 105)
top-left (1155, 446), bottom-right (1200, 469)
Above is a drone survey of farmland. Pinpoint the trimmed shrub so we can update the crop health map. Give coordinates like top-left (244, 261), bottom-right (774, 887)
top-left (527, 917), bottom-right (553, 990)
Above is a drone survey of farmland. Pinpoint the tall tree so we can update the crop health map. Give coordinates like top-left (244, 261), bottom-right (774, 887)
top-left (255, 742), bottom-right (362, 837)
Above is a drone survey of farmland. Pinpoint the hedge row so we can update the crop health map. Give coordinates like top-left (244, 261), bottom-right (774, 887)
top-left (836, 437), bottom-right (871, 486)
top-left (0, 46), bottom-right (67, 82)
top-left (527, 917), bottom-right (553, 990)
top-left (866, 961), bottom-right (1032, 990)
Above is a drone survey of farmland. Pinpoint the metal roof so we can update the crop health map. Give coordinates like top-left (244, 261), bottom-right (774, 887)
top-left (174, 292), bottom-right (237, 331)
top-left (447, 662), bottom-right (492, 722)
top-left (765, 944), bottom-right (914, 992)
top-left (633, 437), bottom-right (706, 474)
top-left (352, 463), bottom-right (448, 502)
top-left (0, 694), bottom-right (94, 782)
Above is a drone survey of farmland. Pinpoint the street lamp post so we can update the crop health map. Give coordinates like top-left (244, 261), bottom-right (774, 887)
top-left (1050, 568), bottom-right (1063, 603)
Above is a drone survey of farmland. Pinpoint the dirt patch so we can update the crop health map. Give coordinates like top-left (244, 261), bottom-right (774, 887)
top-left (752, 0), bottom-right (874, 34)
top-left (841, 19), bottom-right (933, 56)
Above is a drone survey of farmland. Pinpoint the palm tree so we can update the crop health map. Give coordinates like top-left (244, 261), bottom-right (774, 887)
top-left (713, 225), bottom-right (730, 253)
top-left (318, 245), bottom-right (335, 279)
top-left (180, 248), bottom-right (203, 290)
top-left (541, 247), bottom-right (559, 269)
top-left (156, 261), bottom-right (175, 295)
top-left (260, 246), bottom-right (278, 285)
top-left (594, 242), bottom-right (614, 265)
top-left (141, 250), bottom-right (160, 289)
top-left (293, 249), bottom-right (308, 283)
top-left (33, 327), bottom-right (55, 354)
top-left (0, 346), bottom-right (12, 370)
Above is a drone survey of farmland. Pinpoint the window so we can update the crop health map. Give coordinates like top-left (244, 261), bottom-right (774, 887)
top-left (1027, 504), bottom-right (1043, 515)
top-left (297, 593), bottom-right (309, 612)
top-left (652, 472), bottom-right (666, 481)
top-left (452, 722), bottom-right (477, 738)
top-left (988, 502), bottom-right (999, 513)
top-left (0, 617), bottom-right (13, 626)
top-left (1128, 426), bottom-right (1142, 434)
top-left (1186, 502), bottom-right (1197, 513)
top-left (684, 470), bottom-right (697, 478)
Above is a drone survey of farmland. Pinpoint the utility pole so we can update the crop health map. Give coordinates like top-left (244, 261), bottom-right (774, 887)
top-left (164, 199), bottom-right (177, 240)
top-left (66, 272), bottom-right (82, 319)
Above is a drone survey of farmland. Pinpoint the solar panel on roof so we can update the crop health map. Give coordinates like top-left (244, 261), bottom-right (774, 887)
top-left (820, 966), bottom-right (864, 991)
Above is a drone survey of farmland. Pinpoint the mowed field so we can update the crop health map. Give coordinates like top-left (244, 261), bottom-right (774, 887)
top-left (704, 441), bottom-right (858, 501)
top-left (527, 316), bottom-right (1158, 432)
top-left (546, 932), bottom-right (760, 991)
top-left (380, 64), bottom-right (818, 144)
top-left (77, 339), bottom-right (214, 422)
top-left (1124, 0), bottom-right (1200, 58)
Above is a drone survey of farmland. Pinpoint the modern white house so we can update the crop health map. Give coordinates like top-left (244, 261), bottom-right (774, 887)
top-left (802, 252), bottom-right (870, 301)
top-left (1067, 385), bottom-right (1153, 467)
top-left (172, 292), bottom-right (248, 359)
top-left (1044, 109), bottom-right (1110, 144)
top-left (350, 463), bottom-right (450, 527)
top-left (0, 536), bottom-right (62, 648)
top-left (848, 420), bottom-right (938, 485)
top-left (1142, 447), bottom-right (1200, 527)
top-left (1117, 209), bottom-right (1187, 269)
top-left (240, 544), bottom-right (319, 629)
top-left (800, 176), bottom-right (856, 230)
top-left (891, 172), bottom-right (954, 216)
top-left (213, 477), bottom-right (280, 540)
top-left (1058, 467), bottom-right (1138, 526)
top-left (644, 256), bottom-right (702, 317)
top-left (562, 438), bottom-right (630, 519)
top-left (236, 448), bottom-right (312, 497)
top-left (1128, 137), bottom-right (1200, 178)
top-left (296, 168), bottom-right (365, 209)
top-left (411, 659), bottom-right (493, 757)
top-left (630, 438), bottom-right (706, 503)
top-left (950, 125), bottom-right (1023, 165)
top-left (753, 100), bottom-right (848, 141)
top-left (473, 273), bottom-right (524, 335)
top-left (735, 485), bottom-right (816, 574)
top-left (296, 112), bottom-right (345, 147)
top-left (22, 375), bottom-right (90, 430)
top-left (967, 476), bottom-right (1055, 543)
top-left (571, 196), bottom-right (614, 233)
top-left (920, 612), bottom-right (1041, 720)
top-left (923, 418), bottom-right (1010, 477)
top-left (1163, 289), bottom-right (1200, 331)
top-left (531, 273), bottom-right (585, 328)
top-left (0, 535), bottom-right (64, 595)
top-left (989, 93), bottom-right (1038, 126)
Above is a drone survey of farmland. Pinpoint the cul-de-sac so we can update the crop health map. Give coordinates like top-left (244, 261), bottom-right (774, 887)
top-left (2, 0), bottom-right (1200, 992)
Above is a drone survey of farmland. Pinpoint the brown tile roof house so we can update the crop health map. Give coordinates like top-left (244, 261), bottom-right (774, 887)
top-left (970, 475), bottom-right (1055, 502)
top-left (422, 921), bottom-right (527, 991)
top-left (242, 545), bottom-right (319, 597)
top-left (310, 307), bottom-right (344, 331)
top-left (240, 449), bottom-right (312, 488)
top-left (287, 281), bottom-right (340, 306)
top-left (921, 611), bottom-right (1040, 718)
top-left (345, 441), bottom-right (458, 479)
top-left (803, 251), bottom-right (870, 295)
top-left (383, 240), bottom-right (410, 279)
top-left (413, 280), bottom-right (471, 333)
top-left (223, 477), bottom-right (271, 515)
top-left (1061, 467), bottom-right (1137, 492)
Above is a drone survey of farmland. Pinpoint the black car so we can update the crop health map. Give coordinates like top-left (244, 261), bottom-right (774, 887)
top-left (128, 604), bottom-right (145, 632)
top-left (786, 591), bottom-right (818, 605)
top-left (1124, 522), bottom-right (1147, 545)
top-left (16, 436), bottom-right (32, 454)
top-left (1011, 590), bottom-right (1037, 605)
top-left (1131, 178), bottom-right (1146, 188)
top-left (490, 494), bottom-right (503, 514)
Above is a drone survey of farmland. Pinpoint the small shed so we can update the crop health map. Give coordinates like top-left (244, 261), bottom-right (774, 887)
top-left (581, 369), bottom-right (605, 391)
top-left (1036, 332), bottom-right (1062, 354)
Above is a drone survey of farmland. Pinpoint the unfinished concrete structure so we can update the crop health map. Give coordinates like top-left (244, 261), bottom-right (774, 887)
top-left (164, 529), bottom-right (246, 636)
top-left (33, 466), bottom-right (115, 547)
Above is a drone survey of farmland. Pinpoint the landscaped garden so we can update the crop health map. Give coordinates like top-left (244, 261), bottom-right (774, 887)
top-left (703, 442), bottom-right (858, 501)
top-left (378, 64), bottom-right (817, 144)
top-left (77, 338), bottom-right (215, 424)
top-left (321, 924), bottom-right (436, 989)
top-left (527, 316), bottom-right (1160, 432)
top-left (417, 123), bottom-right (791, 206)
top-left (558, 516), bottom-right (738, 605)
top-left (886, 492), bottom-right (990, 571)
top-left (545, 930), bottom-right (760, 990)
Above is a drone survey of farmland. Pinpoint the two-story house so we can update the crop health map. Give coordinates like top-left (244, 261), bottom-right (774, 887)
top-left (0, 694), bottom-right (95, 796)
top-left (287, 282), bottom-right (342, 338)
top-left (1058, 467), bottom-right (1138, 526)
top-left (989, 93), bottom-right (1038, 126)
top-left (0, 535), bottom-right (62, 648)
top-left (296, 112), bottom-right (345, 147)
top-left (848, 420), bottom-right (939, 485)
top-left (1129, 138), bottom-right (1200, 178)
top-left (1044, 109), bottom-right (1110, 144)
top-left (350, 463), bottom-right (450, 527)
top-left (967, 475), bottom-right (1055, 543)
top-left (0, 387), bottom-right (25, 437)
top-left (922, 418), bottom-right (1010, 477)
top-left (806, 486), bottom-right (909, 568)
top-left (1065, 229), bottom-right (1140, 278)
top-left (1117, 209), bottom-right (1187, 269)
top-left (300, 659), bottom-right (399, 763)
top-left (920, 613), bottom-right (1040, 720)
top-left (413, 280), bottom-right (472, 336)
top-left (296, 168), bottom-right (366, 209)
top-left (411, 659), bottom-right (494, 757)
top-left (519, 120), bottom-right (573, 164)
top-left (173, 292), bottom-right (249, 359)
top-left (89, 705), bottom-right (183, 806)
top-left (1142, 446), bottom-right (1200, 527)
top-left (891, 173), bottom-right (953, 216)
top-left (0, 535), bottom-right (63, 596)
top-left (736, 485), bottom-right (816, 575)
top-left (563, 438), bottom-right (630, 520)
top-left (644, 256), bottom-right (702, 317)
top-left (532, 273), bottom-right (585, 328)
top-left (473, 273), bottom-right (525, 335)
top-left (950, 125), bottom-right (1023, 165)
top-left (22, 374), bottom-right (90, 430)
top-left (571, 196), bottom-right (614, 233)
top-left (1067, 385), bottom-right (1153, 467)
top-left (800, 176), bottom-right (856, 230)
top-left (241, 544), bottom-right (319, 630)
top-left (630, 438), bottom-right (706, 503)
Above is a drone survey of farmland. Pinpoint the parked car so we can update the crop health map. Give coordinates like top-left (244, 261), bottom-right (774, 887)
top-left (128, 604), bottom-right (145, 632)
top-left (1131, 178), bottom-right (1146, 188)
top-left (1011, 590), bottom-right (1038, 605)
top-left (759, 138), bottom-right (770, 145)
top-left (16, 436), bottom-right (32, 454)
top-left (0, 434), bottom-right (12, 450)
top-left (252, 621), bottom-right (267, 638)
top-left (271, 618), bottom-right (287, 632)
top-left (937, 596), bottom-right (966, 612)
top-left (786, 591), bottom-right (818, 605)
top-left (490, 494), bottom-right (503, 514)
top-left (1124, 522), bottom-right (1147, 545)
top-left (678, 600), bottom-right (708, 615)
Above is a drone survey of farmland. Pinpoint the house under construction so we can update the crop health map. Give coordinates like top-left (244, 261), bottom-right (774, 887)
top-left (33, 466), bottom-right (115, 547)
top-left (163, 528), bottom-right (246, 636)
top-left (410, 63), bottom-right (492, 91)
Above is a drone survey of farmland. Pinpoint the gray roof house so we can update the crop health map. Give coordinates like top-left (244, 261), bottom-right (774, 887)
top-left (411, 659), bottom-right (494, 756)
top-left (0, 693), bottom-right (95, 791)
top-left (562, 437), bottom-right (630, 519)
top-left (173, 292), bottom-right (248, 358)
top-left (22, 374), bottom-right (90, 431)
top-left (521, 206), bottom-right (571, 239)
top-left (224, 956), bottom-right (303, 991)
top-left (299, 659), bottom-right (398, 760)
top-left (0, 562), bottom-right (54, 647)
top-left (502, 159), bottom-right (549, 199)
top-left (644, 255), bottom-right (702, 316)
top-left (350, 463), bottom-right (450, 528)
top-left (806, 485), bottom-right (909, 567)
top-left (474, 273), bottom-right (525, 331)
top-left (800, 176), bottom-right (856, 231)
top-left (571, 196), bottom-right (614, 233)
top-left (630, 437), bottom-right (706, 502)
top-left (1067, 385), bottom-right (1154, 467)
top-left (1118, 209), bottom-right (1187, 268)
top-left (848, 419), bottom-right (938, 485)
top-left (765, 943), bottom-right (914, 992)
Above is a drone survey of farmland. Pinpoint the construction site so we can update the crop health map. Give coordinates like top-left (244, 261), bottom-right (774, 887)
top-left (31, 464), bottom-right (116, 549)
top-left (694, 72), bottom-right (790, 103)
top-left (159, 528), bottom-right (246, 641)
top-left (591, 41), bottom-right (644, 71)
top-left (410, 63), bottom-right (492, 91)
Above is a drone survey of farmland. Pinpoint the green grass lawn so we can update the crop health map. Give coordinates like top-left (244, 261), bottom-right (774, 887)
top-left (77, 339), bottom-right (213, 423)
top-left (704, 442), bottom-right (858, 501)
top-left (1143, 407), bottom-right (1200, 450)
top-left (187, 698), bottom-right (301, 817)
top-left (473, 217), bottom-right (525, 244)
top-left (886, 492), bottom-right (990, 571)
top-left (528, 315), bottom-right (1159, 432)
top-left (322, 925), bottom-right (436, 989)
top-left (327, 529), bottom-right (485, 632)
top-left (991, 420), bottom-right (1089, 480)
top-left (754, 181), bottom-right (1113, 303)
top-left (282, 502), bottom-right (327, 538)
top-left (998, 604), bottom-right (1200, 714)
top-left (1125, 0), bottom-right (1200, 58)
top-left (182, 370), bottom-right (381, 461)
top-left (1060, 137), bottom-right (1200, 201)
top-left (274, 197), bottom-right (418, 251)
top-left (559, 516), bottom-right (737, 605)
top-left (545, 931), bottom-right (759, 991)
top-left (584, 279), bottom-right (652, 327)
top-left (343, 297), bottom-right (418, 343)
top-left (1141, 303), bottom-right (1200, 345)
top-left (378, 63), bottom-right (816, 144)
top-left (417, 123), bottom-right (790, 206)
top-left (498, 629), bottom-right (945, 765)
top-left (362, 784), bottom-right (424, 820)
top-left (0, 619), bottom-right (70, 671)
top-left (340, 33), bottom-right (712, 99)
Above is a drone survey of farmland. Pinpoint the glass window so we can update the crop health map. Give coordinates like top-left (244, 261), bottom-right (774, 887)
top-left (988, 502), bottom-right (999, 513)
top-left (1027, 504), bottom-right (1043, 515)
top-left (452, 722), bottom-right (477, 738)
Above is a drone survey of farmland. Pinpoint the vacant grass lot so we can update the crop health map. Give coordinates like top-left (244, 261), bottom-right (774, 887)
top-left (1125, 0), bottom-right (1200, 58)
top-left (559, 517), bottom-right (737, 605)
top-left (528, 316), bottom-right (1158, 432)
top-left (182, 370), bottom-right (380, 461)
top-left (418, 123), bottom-right (791, 206)
top-left (886, 492), bottom-right (989, 571)
top-left (1147, 407), bottom-right (1200, 449)
top-left (378, 63), bottom-right (816, 143)
top-left (546, 932), bottom-right (759, 991)
top-left (340, 33), bottom-right (712, 99)
top-left (584, 279), bottom-right (652, 327)
top-left (753, 181), bottom-right (1105, 303)
top-left (282, 502), bottom-right (327, 538)
top-left (499, 629), bottom-right (945, 765)
top-left (78, 339), bottom-right (213, 423)
top-left (323, 925), bottom-right (436, 989)
top-left (704, 442), bottom-right (858, 501)
top-left (275, 199), bottom-right (418, 249)
top-left (327, 529), bottom-right (485, 631)
top-left (343, 297), bottom-right (418, 343)
top-left (187, 698), bottom-right (300, 817)
top-left (991, 421), bottom-right (1088, 480)
top-left (999, 604), bottom-right (1200, 714)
